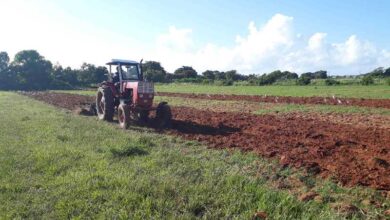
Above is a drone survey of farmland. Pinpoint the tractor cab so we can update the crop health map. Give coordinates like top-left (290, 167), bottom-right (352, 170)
top-left (106, 59), bottom-right (143, 83)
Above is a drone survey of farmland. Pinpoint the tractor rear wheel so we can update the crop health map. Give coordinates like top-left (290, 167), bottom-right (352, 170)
top-left (118, 104), bottom-right (131, 129)
top-left (96, 87), bottom-right (114, 121)
top-left (156, 102), bottom-right (172, 128)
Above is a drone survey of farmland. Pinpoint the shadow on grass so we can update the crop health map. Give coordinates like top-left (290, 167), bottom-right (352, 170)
top-left (110, 146), bottom-right (149, 158)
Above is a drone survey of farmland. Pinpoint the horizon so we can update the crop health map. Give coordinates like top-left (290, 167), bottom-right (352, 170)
top-left (1, 0), bottom-right (390, 75)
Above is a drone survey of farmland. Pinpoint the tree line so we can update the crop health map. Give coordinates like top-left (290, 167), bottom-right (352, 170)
top-left (0, 50), bottom-right (108, 90)
top-left (1, 49), bottom-right (389, 90)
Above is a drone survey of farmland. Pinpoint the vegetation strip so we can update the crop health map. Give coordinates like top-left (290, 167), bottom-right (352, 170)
top-left (157, 92), bottom-right (390, 109)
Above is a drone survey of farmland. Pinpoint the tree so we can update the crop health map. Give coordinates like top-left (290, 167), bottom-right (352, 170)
top-left (385, 67), bottom-right (390, 77)
top-left (367, 67), bottom-right (384, 77)
top-left (0, 52), bottom-right (12, 89)
top-left (202, 70), bottom-right (216, 80)
top-left (0, 51), bottom-right (9, 72)
top-left (313, 70), bottom-right (327, 79)
top-left (282, 71), bottom-right (298, 79)
top-left (214, 71), bottom-right (225, 80)
top-left (297, 75), bottom-right (311, 85)
top-left (224, 70), bottom-right (239, 81)
top-left (361, 75), bottom-right (374, 85)
top-left (10, 50), bottom-right (53, 89)
top-left (301, 71), bottom-right (327, 80)
top-left (174, 66), bottom-right (197, 79)
top-left (77, 63), bottom-right (108, 85)
top-left (62, 67), bottom-right (78, 85)
top-left (257, 70), bottom-right (297, 85)
top-left (142, 61), bottom-right (167, 82)
top-left (325, 78), bottom-right (340, 86)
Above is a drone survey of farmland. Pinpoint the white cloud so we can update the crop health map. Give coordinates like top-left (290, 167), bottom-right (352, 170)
top-left (156, 26), bottom-right (194, 53)
top-left (151, 14), bottom-right (390, 75)
top-left (0, 2), bottom-right (388, 75)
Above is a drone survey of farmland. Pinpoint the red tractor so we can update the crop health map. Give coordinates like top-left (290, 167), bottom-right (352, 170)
top-left (96, 59), bottom-right (172, 129)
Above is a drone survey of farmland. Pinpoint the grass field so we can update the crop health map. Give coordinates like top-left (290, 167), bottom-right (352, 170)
top-left (55, 84), bottom-right (390, 99)
top-left (1, 92), bottom-right (387, 219)
top-left (155, 84), bottom-right (390, 99)
top-left (52, 90), bottom-right (390, 116)
top-left (153, 96), bottom-right (390, 116)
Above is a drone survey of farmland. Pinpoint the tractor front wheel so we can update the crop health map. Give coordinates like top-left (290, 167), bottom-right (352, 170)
top-left (96, 87), bottom-right (114, 121)
top-left (118, 104), bottom-right (131, 129)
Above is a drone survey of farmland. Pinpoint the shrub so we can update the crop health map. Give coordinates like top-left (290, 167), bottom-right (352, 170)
top-left (214, 80), bottom-right (233, 86)
top-left (361, 75), bottom-right (374, 85)
top-left (297, 76), bottom-right (311, 85)
top-left (174, 77), bottom-right (203, 83)
top-left (325, 78), bottom-right (340, 86)
top-left (201, 79), bottom-right (214, 84)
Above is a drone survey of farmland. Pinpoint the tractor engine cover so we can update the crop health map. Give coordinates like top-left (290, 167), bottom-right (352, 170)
top-left (123, 81), bottom-right (154, 107)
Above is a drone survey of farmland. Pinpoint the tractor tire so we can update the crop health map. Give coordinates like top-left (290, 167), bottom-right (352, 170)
top-left (156, 102), bottom-right (172, 128)
top-left (96, 87), bottom-right (114, 121)
top-left (118, 104), bottom-right (131, 129)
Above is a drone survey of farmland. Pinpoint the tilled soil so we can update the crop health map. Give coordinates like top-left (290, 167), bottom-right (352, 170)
top-left (170, 107), bottom-right (390, 190)
top-left (23, 92), bottom-right (390, 190)
top-left (158, 92), bottom-right (390, 109)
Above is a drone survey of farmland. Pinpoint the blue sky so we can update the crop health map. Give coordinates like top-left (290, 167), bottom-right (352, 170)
top-left (0, 0), bottom-right (389, 75)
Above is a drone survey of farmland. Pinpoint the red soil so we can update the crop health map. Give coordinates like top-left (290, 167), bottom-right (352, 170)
top-left (23, 92), bottom-right (390, 190)
top-left (158, 92), bottom-right (390, 109)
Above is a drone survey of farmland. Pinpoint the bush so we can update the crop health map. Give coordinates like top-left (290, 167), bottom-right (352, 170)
top-left (200, 79), bottom-right (213, 84)
top-left (214, 80), bottom-right (233, 86)
top-left (233, 81), bottom-right (251, 86)
top-left (272, 79), bottom-right (297, 86)
top-left (386, 78), bottom-right (390, 86)
top-left (325, 78), bottom-right (340, 86)
top-left (173, 77), bottom-right (203, 83)
top-left (361, 76), bottom-right (374, 85)
top-left (297, 77), bottom-right (311, 85)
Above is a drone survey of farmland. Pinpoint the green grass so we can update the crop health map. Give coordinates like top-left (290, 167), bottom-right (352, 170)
top-left (54, 84), bottom-right (390, 99)
top-left (52, 90), bottom-right (390, 116)
top-left (155, 84), bottom-right (390, 99)
top-left (154, 96), bottom-right (390, 116)
top-left (254, 103), bottom-right (390, 115)
top-left (1, 92), bottom-right (387, 219)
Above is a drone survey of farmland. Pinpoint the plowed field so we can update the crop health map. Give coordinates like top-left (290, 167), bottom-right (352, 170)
top-left (23, 92), bottom-right (390, 190)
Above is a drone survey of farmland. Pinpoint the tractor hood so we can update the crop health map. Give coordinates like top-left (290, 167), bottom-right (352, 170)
top-left (123, 81), bottom-right (154, 94)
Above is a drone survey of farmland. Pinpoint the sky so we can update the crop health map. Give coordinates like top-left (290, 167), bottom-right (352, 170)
top-left (0, 0), bottom-right (389, 75)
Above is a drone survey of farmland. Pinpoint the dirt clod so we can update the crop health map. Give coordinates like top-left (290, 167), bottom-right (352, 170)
top-left (331, 203), bottom-right (359, 216)
top-left (298, 192), bottom-right (319, 201)
top-left (253, 211), bottom-right (267, 219)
